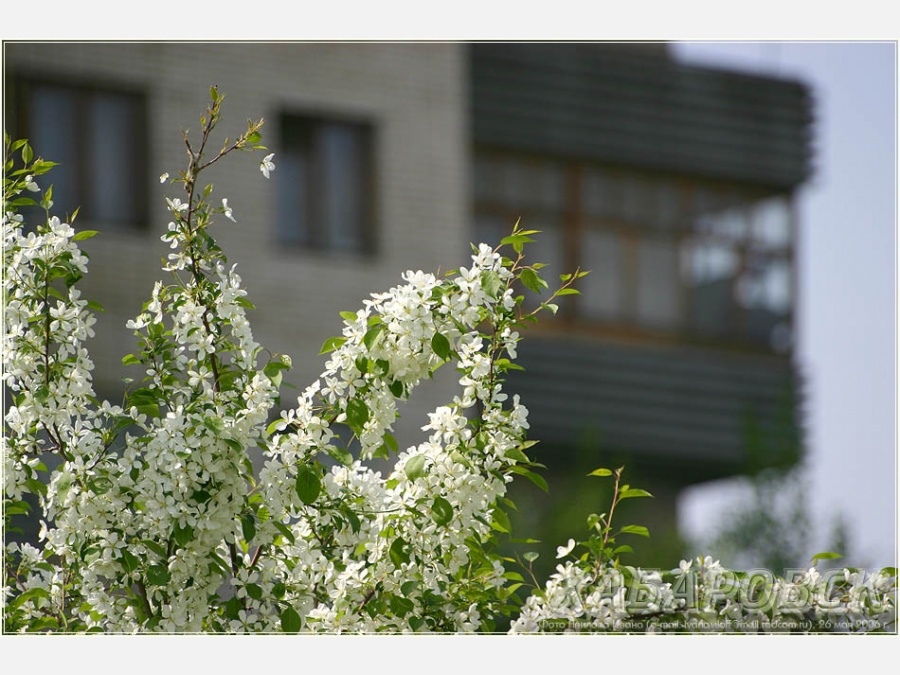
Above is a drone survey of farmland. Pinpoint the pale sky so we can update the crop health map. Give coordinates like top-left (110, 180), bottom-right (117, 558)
top-left (672, 41), bottom-right (898, 570)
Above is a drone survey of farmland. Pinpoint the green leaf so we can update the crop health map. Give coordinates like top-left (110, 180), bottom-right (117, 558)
top-left (247, 131), bottom-right (262, 144)
top-left (507, 465), bottom-right (549, 492)
top-left (281, 606), bottom-right (302, 634)
top-left (31, 159), bottom-right (60, 174)
top-left (120, 549), bottom-right (139, 574)
top-left (129, 387), bottom-right (162, 418)
top-left (389, 379), bottom-right (404, 398)
top-left (404, 454), bottom-right (427, 481)
top-left (146, 564), bottom-right (171, 586)
top-left (491, 507), bottom-right (512, 534)
top-left (504, 447), bottom-right (529, 463)
top-left (383, 433), bottom-right (398, 453)
top-left (34, 384), bottom-right (50, 404)
top-left (346, 397), bottom-right (369, 433)
top-left (9, 197), bottom-right (37, 207)
top-left (223, 438), bottom-right (243, 453)
top-left (142, 540), bottom-right (167, 559)
top-left (500, 234), bottom-right (536, 247)
top-left (224, 596), bottom-right (242, 620)
top-left (264, 359), bottom-right (290, 388)
top-left (41, 184), bottom-right (53, 209)
top-left (342, 507), bottom-right (361, 534)
top-left (481, 270), bottom-right (503, 299)
top-left (319, 336), bottom-right (347, 355)
top-left (431, 332), bottom-right (452, 361)
top-left (363, 324), bottom-right (383, 350)
top-left (812, 551), bottom-right (843, 562)
top-left (390, 595), bottom-right (414, 617)
top-left (400, 580), bottom-right (419, 597)
top-left (618, 488), bottom-right (653, 500)
top-left (588, 467), bottom-right (613, 477)
top-left (241, 514), bottom-right (256, 542)
top-left (204, 551), bottom-right (230, 579)
top-left (172, 523), bottom-right (194, 548)
top-left (13, 587), bottom-right (51, 608)
top-left (340, 311), bottom-right (358, 321)
top-left (390, 537), bottom-right (411, 566)
top-left (4, 500), bottom-right (31, 516)
top-left (619, 524), bottom-right (650, 538)
top-left (326, 444), bottom-right (354, 467)
top-left (203, 416), bottom-right (225, 435)
top-left (272, 521), bottom-right (296, 545)
top-left (431, 496), bottom-right (454, 527)
top-left (494, 358), bottom-right (524, 372)
top-left (266, 419), bottom-right (286, 437)
top-left (71, 229), bottom-right (99, 241)
top-left (295, 464), bottom-right (321, 505)
top-left (520, 268), bottom-right (547, 294)
top-left (523, 551), bottom-right (540, 563)
top-left (24, 477), bottom-right (48, 497)
top-left (31, 617), bottom-right (61, 631)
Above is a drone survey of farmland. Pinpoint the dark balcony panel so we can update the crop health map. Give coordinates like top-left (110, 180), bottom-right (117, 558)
top-left (470, 43), bottom-right (814, 190)
top-left (506, 336), bottom-right (803, 482)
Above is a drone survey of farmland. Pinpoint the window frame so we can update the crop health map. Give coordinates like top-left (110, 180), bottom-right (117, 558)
top-left (6, 73), bottom-right (150, 233)
top-left (473, 147), bottom-right (796, 353)
top-left (275, 110), bottom-right (377, 257)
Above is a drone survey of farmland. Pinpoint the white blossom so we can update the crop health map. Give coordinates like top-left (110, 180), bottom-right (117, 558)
top-left (259, 153), bottom-right (275, 179)
top-left (222, 198), bottom-right (236, 222)
top-left (556, 538), bottom-right (576, 559)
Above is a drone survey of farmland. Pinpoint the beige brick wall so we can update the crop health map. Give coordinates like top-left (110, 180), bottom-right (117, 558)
top-left (5, 42), bottom-right (472, 448)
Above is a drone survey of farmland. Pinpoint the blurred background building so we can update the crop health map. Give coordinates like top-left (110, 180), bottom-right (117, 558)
top-left (3, 42), bottom-right (814, 569)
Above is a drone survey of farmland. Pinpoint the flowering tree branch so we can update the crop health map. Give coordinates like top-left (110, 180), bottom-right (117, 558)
top-left (2, 91), bottom-right (895, 635)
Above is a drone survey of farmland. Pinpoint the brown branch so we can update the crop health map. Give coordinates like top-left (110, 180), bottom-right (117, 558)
top-left (248, 545), bottom-right (265, 569)
top-left (357, 586), bottom-right (378, 612)
top-left (135, 579), bottom-right (154, 621)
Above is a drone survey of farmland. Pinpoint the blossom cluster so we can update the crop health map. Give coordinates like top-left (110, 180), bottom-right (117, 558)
top-left (511, 555), bottom-right (897, 634)
top-left (249, 241), bottom-right (532, 632)
top-left (2, 104), bottom-right (554, 633)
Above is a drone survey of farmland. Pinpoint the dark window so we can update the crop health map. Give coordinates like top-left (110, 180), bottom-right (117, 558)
top-left (277, 113), bottom-right (375, 254)
top-left (7, 76), bottom-right (149, 231)
top-left (473, 150), bottom-right (795, 353)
